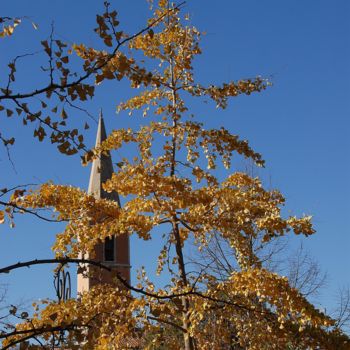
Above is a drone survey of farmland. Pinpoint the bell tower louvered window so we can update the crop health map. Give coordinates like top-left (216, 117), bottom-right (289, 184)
top-left (104, 236), bottom-right (115, 262)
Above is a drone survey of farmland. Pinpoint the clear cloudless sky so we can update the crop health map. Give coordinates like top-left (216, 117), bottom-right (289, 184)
top-left (0, 0), bottom-right (349, 314)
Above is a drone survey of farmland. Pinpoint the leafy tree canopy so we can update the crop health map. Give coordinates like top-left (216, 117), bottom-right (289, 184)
top-left (0, 1), bottom-right (349, 349)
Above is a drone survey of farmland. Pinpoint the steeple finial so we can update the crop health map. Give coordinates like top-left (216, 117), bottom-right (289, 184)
top-left (94, 109), bottom-right (108, 148)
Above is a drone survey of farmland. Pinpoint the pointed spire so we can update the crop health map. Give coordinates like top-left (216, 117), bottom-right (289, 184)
top-left (88, 110), bottom-right (120, 204)
top-left (93, 109), bottom-right (107, 147)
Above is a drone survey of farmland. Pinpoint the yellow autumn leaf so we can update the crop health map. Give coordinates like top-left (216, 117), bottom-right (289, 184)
top-left (0, 210), bottom-right (5, 224)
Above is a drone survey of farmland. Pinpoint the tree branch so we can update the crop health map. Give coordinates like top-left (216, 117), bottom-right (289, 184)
top-left (147, 315), bottom-right (186, 333)
top-left (0, 258), bottom-right (253, 312)
top-left (1, 324), bottom-right (78, 350)
top-left (0, 200), bottom-right (65, 223)
top-left (0, 2), bottom-right (186, 102)
top-left (0, 258), bottom-right (111, 275)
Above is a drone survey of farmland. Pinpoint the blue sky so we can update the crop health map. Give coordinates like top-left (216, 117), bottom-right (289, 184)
top-left (0, 0), bottom-right (349, 315)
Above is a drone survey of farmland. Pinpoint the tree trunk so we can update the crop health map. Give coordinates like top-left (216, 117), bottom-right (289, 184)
top-left (173, 221), bottom-right (195, 350)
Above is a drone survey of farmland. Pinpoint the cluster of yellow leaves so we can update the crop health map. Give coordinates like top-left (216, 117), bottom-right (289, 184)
top-left (190, 267), bottom-right (350, 350)
top-left (83, 120), bottom-right (264, 172)
top-left (224, 269), bottom-right (331, 327)
top-left (0, 17), bottom-right (21, 38)
top-left (130, 14), bottom-right (201, 76)
top-left (20, 166), bottom-right (315, 273)
top-left (5, 280), bottom-right (349, 350)
top-left (186, 78), bottom-right (269, 109)
top-left (74, 45), bottom-right (135, 86)
top-left (20, 184), bottom-right (156, 256)
top-left (127, 6), bottom-right (268, 113)
top-left (82, 122), bottom-right (167, 164)
top-left (0, 188), bottom-right (27, 227)
top-left (118, 88), bottom-right (165, 114)
top-left (191, 281), bottom-right (349, 350)
top-left (182, 122), bottom-right (265, 168)
top-left (2, 285), bottom-right (142, 350)
top-left (0, 206), bottom-right (15, 228)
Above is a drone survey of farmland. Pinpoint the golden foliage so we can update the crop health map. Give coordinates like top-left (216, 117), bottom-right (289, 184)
top-left (2, 1), bottom-right (349, 349)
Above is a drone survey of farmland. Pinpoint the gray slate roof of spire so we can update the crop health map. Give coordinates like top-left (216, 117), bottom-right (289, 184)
top-left (88, 112), bottom-right (120, 205)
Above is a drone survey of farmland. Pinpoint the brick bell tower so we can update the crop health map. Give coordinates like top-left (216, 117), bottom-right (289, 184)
top-left (77, 111), bottom-right (130, 295)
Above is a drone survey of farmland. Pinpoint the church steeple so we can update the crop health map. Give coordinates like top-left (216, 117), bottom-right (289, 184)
top-left (88, 111), bottom-right (120, 204)
top-left (77, 111), bottom-right (130, 295)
